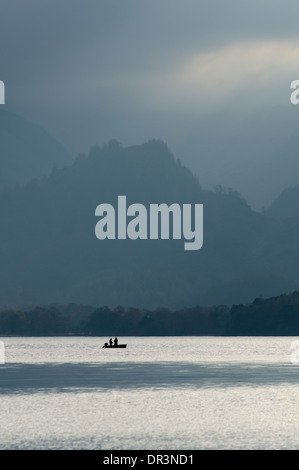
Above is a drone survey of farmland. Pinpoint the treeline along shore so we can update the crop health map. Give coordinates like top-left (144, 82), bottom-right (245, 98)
top-left (1, 291), bottom-right (299, 336)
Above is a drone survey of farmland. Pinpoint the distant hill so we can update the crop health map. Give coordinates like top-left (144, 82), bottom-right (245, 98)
top-left (0, 139), bottom-right (298, 310)
top-left (3, 290), bottom-right (299, 336)
top-left (175, 105), bottom-right (299, 211)
top-left (266, 184), bottom-right (299, 220)
top-left (0, 109), bottom-right (71, 188)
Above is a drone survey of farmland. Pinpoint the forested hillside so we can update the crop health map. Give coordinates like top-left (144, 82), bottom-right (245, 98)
top-left (1, 291), bottom-right (299, 336)
top-left (0, 139), bottom-right (298, 309)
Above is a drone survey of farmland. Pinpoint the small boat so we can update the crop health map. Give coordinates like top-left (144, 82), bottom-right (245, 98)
top-left (103, 342), bottom-right (127, 349)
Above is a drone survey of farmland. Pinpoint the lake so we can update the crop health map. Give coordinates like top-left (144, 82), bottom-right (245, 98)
top-left (0, 335), bottom-right (299, 450)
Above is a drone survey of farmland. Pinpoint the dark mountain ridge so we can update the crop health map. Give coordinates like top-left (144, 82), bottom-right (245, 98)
top-left (0, 139), bottom-right (297, 309)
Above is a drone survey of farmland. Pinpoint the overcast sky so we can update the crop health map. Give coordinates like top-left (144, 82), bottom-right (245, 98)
top-left (1, 0), bottom-right (299, 208)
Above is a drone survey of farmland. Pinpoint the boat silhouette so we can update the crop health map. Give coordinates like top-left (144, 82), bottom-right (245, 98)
top-left (103, 343), bottom-right (127, 348)
top-left (103, 338), bottom-right (127, 348)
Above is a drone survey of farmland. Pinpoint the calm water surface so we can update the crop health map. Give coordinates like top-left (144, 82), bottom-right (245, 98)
top-left (0, 336), bottom-right (299, 449)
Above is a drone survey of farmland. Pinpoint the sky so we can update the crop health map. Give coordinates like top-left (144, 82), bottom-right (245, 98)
top-left (1, 0), bottom-right (299, 209)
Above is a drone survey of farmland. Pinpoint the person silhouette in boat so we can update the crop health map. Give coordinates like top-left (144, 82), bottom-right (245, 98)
top-left (114, 337), bottom-right (118, 346)
top-left (109, 338), bottom-right (113, 346)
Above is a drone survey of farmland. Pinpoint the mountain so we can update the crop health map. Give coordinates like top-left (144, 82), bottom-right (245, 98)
top-left (0, 109), bottom-right (71, 188)
top-left (0, 139), bottom-right (298, 310)
top-left (266, 184), bottom-right (299, 220)
top-left (173, 105), bottom-right (299, 211)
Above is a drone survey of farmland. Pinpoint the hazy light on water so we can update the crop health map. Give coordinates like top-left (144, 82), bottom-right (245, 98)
top-left (0, 336), bottom-right (299, 449)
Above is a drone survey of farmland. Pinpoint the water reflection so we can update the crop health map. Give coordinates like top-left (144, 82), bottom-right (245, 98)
top-left (0, 361), bottom-right (298, 394)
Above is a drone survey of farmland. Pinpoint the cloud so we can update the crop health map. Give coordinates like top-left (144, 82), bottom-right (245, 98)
top-left (1, 1), bottom-right (299, 118)
top-left (119, 39), bottom-right (299, 113)
top-left (2, 1), bottom-right (299, 210)
top-left (30, 38), bottom-right (299, 122)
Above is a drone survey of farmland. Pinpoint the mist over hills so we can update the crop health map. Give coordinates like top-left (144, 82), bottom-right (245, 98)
top-left (173, 105), bottom-right (299, 212)
top-left (0, 109), bottom-right (71, 189)
top-left (0, 137), bottom-right (298, 310)
top-left (266, 183), bottom-right (299, 220)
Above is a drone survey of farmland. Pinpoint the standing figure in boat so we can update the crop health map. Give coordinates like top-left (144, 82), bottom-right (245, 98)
top-left (103, 338), bottom-right (127, 348)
